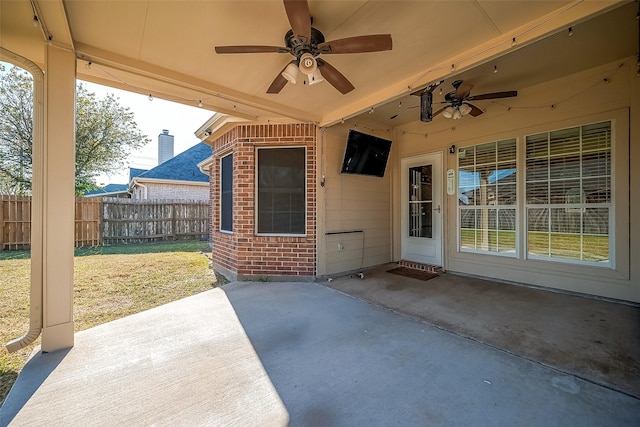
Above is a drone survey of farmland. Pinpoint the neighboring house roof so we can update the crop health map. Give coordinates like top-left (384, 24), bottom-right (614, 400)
top-left (458, 169), bottom-right (517, 194)
top-left (84, 183), bottom-right (129, 197)
top-left (134, 143), bottom-right (211, 183)
top-left (458, 169), bottom-right (517, 205)
top-left (129, 168), bottom-right (148, 181)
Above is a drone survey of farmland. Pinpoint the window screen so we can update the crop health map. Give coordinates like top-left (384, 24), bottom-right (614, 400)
top-left (257, 147), bottom-right (306, 235)
top-left (220, 153), bottom-right (233, 232)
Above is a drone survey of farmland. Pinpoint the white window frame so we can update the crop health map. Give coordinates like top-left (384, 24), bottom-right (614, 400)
top-left (457, 138), bottom-right (519, 257)
top-left (524, 120), bottom-right (613, 267)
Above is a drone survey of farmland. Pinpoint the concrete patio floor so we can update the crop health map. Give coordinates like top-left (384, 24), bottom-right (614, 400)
top-left (2, 275), bottom-right (639, 426)
top-left (326, 264), bottom-right (640, 399)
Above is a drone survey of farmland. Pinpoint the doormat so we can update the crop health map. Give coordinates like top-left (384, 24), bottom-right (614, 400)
top-left (387, 267), bottom-right (438, 282)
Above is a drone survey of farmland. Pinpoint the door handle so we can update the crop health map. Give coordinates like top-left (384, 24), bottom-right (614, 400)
top-left (433, 204), bottom-right (441, 213)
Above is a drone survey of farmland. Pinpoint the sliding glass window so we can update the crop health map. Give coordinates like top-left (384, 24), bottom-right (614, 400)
top-left (458, 139), bottom-right (517, 255)
top-left (525, 121), bottom-right (611, 265)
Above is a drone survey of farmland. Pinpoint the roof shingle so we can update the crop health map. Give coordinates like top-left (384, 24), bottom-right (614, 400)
top-left (135, 143), bottom-right (211, 183)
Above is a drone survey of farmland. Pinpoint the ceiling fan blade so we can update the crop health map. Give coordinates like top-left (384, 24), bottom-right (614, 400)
top-left (283, 0), bottom-right (311, 41)
top-left (318, 34), bottom-right (392, 54)
top-left (317, 59), bottom-right (354, 94)
top-left (215, 45), bottom-right (290, 54)
top-left (267, 61), bottom-right (295, 94)
top-left (468, 90), bottom-right (518, 101)
top-left (466, 103), bottom-right (484, 117)
top-left (455, 82), bottom-right (473, 99)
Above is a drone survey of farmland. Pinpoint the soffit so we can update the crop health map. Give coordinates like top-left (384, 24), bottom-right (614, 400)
top-left (355, 2), bottom-right (638, 131)
top-left (1, 1), bottom-right (630, 126)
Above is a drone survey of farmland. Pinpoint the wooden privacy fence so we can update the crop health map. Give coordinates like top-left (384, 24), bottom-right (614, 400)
top-left (76, 197), bottom-right (102, 247)
top-left (0, 196), bottom-right (210, 250)
top-left (102, 198), bottom-right (210, 244)
top-left (0, 195), bottom-right (32, 250)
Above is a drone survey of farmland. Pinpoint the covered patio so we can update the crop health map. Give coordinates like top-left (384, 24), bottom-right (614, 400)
top-left (1, 0), bottom-right (638, 354)
top-left (1, 1), bottom-right (639, 423)
top-left (2, 273), bottom-right (639, 425)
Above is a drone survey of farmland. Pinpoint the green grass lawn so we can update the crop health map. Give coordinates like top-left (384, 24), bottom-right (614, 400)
top-left (460, 229), bottom-right (516, 252)
top-left (460, 228), bottom-right (608, 261)
top-left (0, 240), bottom-right (217, 406)
top-left (528, 231), bottom-right (608, 261)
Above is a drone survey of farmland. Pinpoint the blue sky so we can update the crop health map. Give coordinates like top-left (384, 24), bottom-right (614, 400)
top-left (2, 61), bottom-right (214, 185)
top-left (81, 81), bottom-right (213, 185)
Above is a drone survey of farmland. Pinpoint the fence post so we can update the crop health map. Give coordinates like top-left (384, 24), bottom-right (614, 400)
top-left (0, 197), bottom-right (4, 251)
top-left (171, 203), bottom-right (176, 240)
top-left (98, 197), bottom-right (103, 246)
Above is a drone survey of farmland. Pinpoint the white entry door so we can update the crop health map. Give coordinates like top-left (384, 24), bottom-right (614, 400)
top-left (401, 153), bottom-right (443, 266)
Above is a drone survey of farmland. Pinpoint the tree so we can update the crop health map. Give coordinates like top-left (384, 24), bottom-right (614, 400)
top-left (0, 65), bottom-right (150, 195)
top-left (0, 66), bottom-right (32, 195)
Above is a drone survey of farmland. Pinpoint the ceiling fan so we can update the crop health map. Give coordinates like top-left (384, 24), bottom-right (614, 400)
top-left (214, 0), bottom-right (392, 95)
top-left (430, 80), bottom-right (518, 121)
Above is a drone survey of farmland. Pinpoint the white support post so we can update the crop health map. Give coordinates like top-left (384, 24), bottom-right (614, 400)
top-left (40, 44), bottom-right (76, 352)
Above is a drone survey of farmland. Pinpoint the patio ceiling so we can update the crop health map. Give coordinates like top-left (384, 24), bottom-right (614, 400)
top-left (0, 0), bottom-right (634, 127)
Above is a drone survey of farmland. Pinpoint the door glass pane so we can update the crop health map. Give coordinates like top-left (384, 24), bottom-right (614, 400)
top-left (408, 165), bottom-right (432, 238)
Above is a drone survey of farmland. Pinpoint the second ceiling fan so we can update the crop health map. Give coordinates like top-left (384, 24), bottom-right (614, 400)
top-left (214, 0), bottom-right (392, 95)
top-left (433, 80), bottom-right (518, 120)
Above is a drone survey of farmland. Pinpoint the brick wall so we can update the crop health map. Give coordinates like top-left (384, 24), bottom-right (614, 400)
top-left (209, 123), bottom-right (316, 280)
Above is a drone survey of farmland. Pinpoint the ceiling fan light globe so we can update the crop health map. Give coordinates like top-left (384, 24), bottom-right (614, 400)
top-left (299, 53), bottom-right (317, 75)
top-left (443, 106), bottom-right (454, 119)
top-left (452, 109), bottom-right (462, 120)
top-left (308, 68), bottom-right (324, 85)
top-left (282, 62), bottom-right (299, 84)
top-left (460, 104), bottom-right (472, 116)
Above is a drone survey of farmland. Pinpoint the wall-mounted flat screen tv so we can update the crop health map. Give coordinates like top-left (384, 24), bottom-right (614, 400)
top-left (340, 129), bottom-right (392, 177)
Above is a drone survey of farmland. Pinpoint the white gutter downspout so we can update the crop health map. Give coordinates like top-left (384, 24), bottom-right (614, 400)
top-left (3, 48), bottom-right (44, 352)
top-left (132, 178), bottom-right (147, 199)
